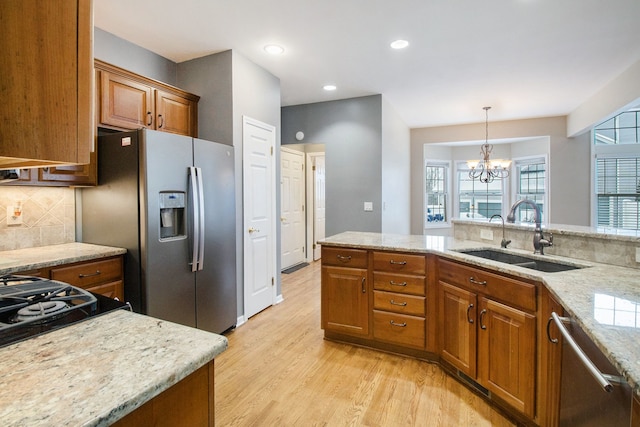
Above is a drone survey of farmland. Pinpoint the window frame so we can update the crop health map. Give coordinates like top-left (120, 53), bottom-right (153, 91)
top-left (455, 161), bottom-right (509, 221)
top-left (511, 155), bottom-right (549, 225)
top-left (423, 160), bottom-right (451, 230)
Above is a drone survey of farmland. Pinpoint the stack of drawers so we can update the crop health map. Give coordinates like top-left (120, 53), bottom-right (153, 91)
top-left (372, 251), bottom-right (426, 349)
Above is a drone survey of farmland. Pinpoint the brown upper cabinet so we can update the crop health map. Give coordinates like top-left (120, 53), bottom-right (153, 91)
top-left (96, 60), bottom-right (200, 137)
top-left (0, 0), bottom-right (93, 169)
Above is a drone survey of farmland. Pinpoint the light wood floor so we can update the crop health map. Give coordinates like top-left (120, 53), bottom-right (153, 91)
top-left (215, 260), bottom-right (516, 426)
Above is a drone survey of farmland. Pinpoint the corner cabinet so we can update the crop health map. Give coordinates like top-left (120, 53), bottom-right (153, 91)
top-left (0, 0), bottom-right (93, 168)
top-left (95, 60), bottom-right (200, 137)
top-left (321, 247), bottom-right (369, 337)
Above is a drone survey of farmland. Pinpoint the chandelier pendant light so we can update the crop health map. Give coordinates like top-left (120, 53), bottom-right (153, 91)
top-left (467, 106), bottom-right (510, 183)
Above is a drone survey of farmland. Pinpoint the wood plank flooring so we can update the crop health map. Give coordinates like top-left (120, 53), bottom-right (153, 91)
top-left (215, 260), bottom-right (516, 426)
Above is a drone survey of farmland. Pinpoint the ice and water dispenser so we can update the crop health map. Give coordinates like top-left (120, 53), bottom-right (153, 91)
top-left (159, 192), bottom-right (186, 240)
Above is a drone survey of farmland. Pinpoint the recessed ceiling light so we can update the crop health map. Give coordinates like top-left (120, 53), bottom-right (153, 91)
top-left (390, 39), bottom-right (409, 49)
top-left (323, 85), bottom-right (337, 91)
top-left (264, 44), bottom-right (284, 55)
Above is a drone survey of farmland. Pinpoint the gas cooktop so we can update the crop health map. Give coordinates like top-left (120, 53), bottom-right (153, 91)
top-left (0, 275), bottom-right (129, 348)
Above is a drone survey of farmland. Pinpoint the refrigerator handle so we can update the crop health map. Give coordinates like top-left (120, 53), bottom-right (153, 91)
top-left (189, 166), bottom-right (200, 272)
top-left (196, 167), bottom-right (205, 271)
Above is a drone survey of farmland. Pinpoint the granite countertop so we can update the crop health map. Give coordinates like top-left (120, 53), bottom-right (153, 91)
top-left (0, 309), bottom-right (228, 426)
top-left (320, 231), bottom-right (640, 397)
top-left (0, 242), bottom-right (127, 275)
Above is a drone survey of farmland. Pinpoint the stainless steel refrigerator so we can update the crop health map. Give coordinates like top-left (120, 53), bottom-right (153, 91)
top-left (81, 129), bottom-right (237, 334)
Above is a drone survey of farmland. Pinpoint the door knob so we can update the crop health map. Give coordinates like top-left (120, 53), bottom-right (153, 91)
top-left (248, 227), bottom-right (260, 233)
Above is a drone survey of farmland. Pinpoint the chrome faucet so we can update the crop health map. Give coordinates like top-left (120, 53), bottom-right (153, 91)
top-left (506, 199), bottom-right (553, 255)
top-left (489, 214), bottom-right (511, 249)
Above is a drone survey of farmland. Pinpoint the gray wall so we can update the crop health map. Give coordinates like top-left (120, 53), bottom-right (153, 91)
top-left (410, 116), bottom-right (591, 234)
top-left (177, 50), bottom-right (281, 320)
top-left (94, 28), bottom-right (177, 84)
top-left (282, 95), bottom-right (383, 237)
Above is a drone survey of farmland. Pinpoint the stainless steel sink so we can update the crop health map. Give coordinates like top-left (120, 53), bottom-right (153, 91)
top-left (457, 249), bottom-right (585, 273)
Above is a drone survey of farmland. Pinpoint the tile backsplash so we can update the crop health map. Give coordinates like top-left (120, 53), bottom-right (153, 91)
top-left (0, 187), bottom-right (75, 251)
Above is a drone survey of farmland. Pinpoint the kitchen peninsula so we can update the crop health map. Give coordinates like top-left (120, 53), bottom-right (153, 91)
top-left (320, 230), bottom-right (640, 425)
top-left (0, 243), bottom-right (228, 426)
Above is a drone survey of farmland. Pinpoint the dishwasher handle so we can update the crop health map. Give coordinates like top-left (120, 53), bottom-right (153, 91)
top-left (549, 312), bottom-right (620, 393)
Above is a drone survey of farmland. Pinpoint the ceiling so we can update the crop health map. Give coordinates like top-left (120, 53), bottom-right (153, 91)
top-left (94, 0), bottom-right (640, 129)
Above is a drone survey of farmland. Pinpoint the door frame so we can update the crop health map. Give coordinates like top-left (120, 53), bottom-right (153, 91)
top-left (305, 152), bottom-right (326, 262)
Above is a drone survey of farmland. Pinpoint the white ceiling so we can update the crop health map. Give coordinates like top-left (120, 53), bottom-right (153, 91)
top-left (94, 0), bottom-right (640, 129)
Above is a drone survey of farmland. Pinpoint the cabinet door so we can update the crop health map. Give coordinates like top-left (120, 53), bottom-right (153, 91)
top-left (321, 265), bottom-right (369, 337)
top-left (155, 90), bottom-right (197, 137)
top-left (439, 281), bottom-right (477, 377)
top-left (478, 297), bottom-right (536, 418)
top-left (100, 71), bottom-right (154, 130)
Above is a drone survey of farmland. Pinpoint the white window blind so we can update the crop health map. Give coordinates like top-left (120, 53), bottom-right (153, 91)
top-left (596, 157), bottom-right (640, 229)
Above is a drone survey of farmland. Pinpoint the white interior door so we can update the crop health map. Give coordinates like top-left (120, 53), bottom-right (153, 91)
top-left (280, 147), bottom-right (305, 270)
top-left (313, 155), bottom-right (326, 260)
top-left (243, 116), bottom-right (276, 319)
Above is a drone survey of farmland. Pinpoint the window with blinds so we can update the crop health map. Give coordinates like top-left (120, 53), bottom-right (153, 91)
top-left (596, 157), bottom-right (640, 229)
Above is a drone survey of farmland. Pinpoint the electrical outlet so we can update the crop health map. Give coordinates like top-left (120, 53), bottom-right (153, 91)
top-left (364, 202), bottom-right (373, 212)
top-left (480, 229), bottom-right (494, 241)
top-left (6, 205), bottom-right (23, 225)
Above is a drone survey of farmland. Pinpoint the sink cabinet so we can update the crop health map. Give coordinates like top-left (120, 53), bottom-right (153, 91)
top-left (438, 258), bottom-right (537, 419)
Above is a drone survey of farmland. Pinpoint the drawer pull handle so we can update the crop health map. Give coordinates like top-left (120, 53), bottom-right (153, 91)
top-left (79, 270), bottom-right (101, 278)
top-left (479, 309), bottom-right (487, 330)
top-left (390, 299), bottom-right (407, 306)
top-left (389, 260), bottom-right (407, 265)
top-left (390, 320), bottom-right (407, 327)
top-left (337, 255), bottom-right (352, 262)
top-left (466, 304), bottom-right (474, 324)
top-left (469, 277), bottom-right (487, 286)
top-left (389, 280), bottom-right (407, 287)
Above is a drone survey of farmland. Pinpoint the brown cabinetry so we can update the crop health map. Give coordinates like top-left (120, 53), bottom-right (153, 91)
top-left (15, 256), bottom-right (124, 300)
top-left (0, 0), bottom-right (93, 169)
top-left (112, 360), bottom-right (215, 427)
top-left (50, 256), bottom-right (124, 301)
top-left (372, 251), bottom-right (426, 349)
top-left (321, 247), bottom-right (369, 337)
top-left (96, 60), bottom-right (199, 137)
top-left (438, 258), bottom-right (536, 419)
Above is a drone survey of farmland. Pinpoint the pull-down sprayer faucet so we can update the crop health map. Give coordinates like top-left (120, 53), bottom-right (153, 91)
top-left (506, 199), bottom-right (553, 255)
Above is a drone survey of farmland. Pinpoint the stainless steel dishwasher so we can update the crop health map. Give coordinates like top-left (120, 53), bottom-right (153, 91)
top-left (549, 312), bottom-right (631, 426)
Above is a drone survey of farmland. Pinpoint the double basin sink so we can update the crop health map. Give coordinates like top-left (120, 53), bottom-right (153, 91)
top-left (457, 249), bottom-right (586, 273)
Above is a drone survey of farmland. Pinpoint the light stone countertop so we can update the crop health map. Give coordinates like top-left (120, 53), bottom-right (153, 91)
top-left (0, 242), bottom-right (127, 275)
top-left (0, 309), bottom-right (228, 426)
top-left (320, 231), bottom-right (640, 398)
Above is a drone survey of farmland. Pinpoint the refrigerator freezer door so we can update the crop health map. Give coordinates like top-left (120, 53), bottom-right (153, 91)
top-left (194, 138), bottom-right (237, 333)
top-left (141, 130), bottom-right (197, 327)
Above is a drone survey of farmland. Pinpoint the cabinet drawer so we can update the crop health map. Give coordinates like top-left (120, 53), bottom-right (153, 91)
top-left (373, 272), bottom-right (425, 296)
top-left (373, 310), bottom-right (425, 349)
top-left (322, 247), bottom-right (368, 268)
top-left (86, 280), bottom-right (124, 301)
top-left (439, 259), bottom-right (536, 312)
top-left (373, 252), bottom-right (425, 275)
top-left (374, 290), bottom-right (425, 316)
top-left (51, 257), bottom-right (123, 288)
